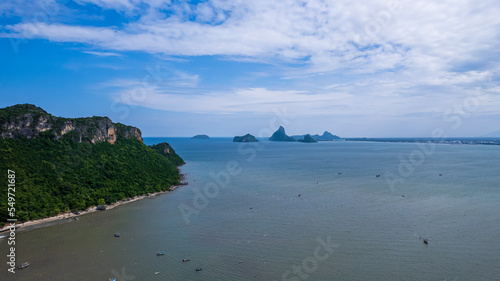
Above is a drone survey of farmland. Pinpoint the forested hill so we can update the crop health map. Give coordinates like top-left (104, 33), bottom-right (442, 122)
top-left (0, 104), bottom-right (184, 227)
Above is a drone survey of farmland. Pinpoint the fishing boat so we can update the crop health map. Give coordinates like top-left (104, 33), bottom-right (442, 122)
top-left (195, 267), bottom-right (203, 271)
top-left (157, 252), bottom-right (165, 256)
top-left (114, 233), bottom-right (120, 237)
top-left (182, 258), bottom-right (191, 262)
top-left (18, 262), bottom-right (30, 269)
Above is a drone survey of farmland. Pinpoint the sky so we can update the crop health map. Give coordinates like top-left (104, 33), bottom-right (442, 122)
top-left (1, 0), bottom-right (500, 137)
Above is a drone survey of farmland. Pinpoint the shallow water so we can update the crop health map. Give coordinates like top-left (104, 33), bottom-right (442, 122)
top-left (1, 138), bottom-right (499, 280)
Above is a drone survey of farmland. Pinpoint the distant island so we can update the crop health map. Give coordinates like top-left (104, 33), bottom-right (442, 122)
top-left (298, 134), bottom-right (318, 143)
top-left (345, 137), bottom-right (500, 145)
top-left (233, 133), bottom-right (258, 142)
top-left (0, 104), bottom-right (184, 227)
top-left (292, 131), bottom-right (340, 141)
top-left (269, 126), bottom-right (296, 142)
top-left (192, 134), bottom-right (210, 139)
top-left (269, 127), bottom-right (341, 142)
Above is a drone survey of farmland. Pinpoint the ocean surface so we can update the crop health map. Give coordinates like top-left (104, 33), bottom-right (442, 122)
top-left (1, 138), bottom-right (500, 281)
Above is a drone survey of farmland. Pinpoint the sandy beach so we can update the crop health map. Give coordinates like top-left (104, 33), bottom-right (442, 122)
top-left (0, 185), bottom-right (180, 234)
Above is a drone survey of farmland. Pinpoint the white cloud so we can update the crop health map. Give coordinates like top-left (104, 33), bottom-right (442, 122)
top-left (83, 51), bottom-right (123, 57)
top-left (74, 0), bottom-right (141, 11)
top-left (4, 22), bottom-right (117, 43)
top-left (110, 79), bottom-right (500, 121)
top-left (114, 86), bottom-right (349, 115)
top-left (99, 67), bottom-right (200, 91)
top-left (3, 0), bottom-right (499, 79)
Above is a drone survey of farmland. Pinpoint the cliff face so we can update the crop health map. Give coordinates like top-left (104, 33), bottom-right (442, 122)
top-left (0, 104), bottom-right (142, 144)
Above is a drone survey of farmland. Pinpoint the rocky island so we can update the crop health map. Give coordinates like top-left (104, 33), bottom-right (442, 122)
top-left (298, 134), bottom-right (318, 143)
top-left (292, 131), bottom-right (340, 141)
top-left (269, 126), bottom-right (296, 142)
top-left (0, 104), bottom-right (184, 227)
top-left (233, 133), bottom-right (258, 142)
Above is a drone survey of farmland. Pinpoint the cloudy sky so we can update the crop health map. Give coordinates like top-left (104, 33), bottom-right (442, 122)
top-left (1, 0), bottom-right (500, 137)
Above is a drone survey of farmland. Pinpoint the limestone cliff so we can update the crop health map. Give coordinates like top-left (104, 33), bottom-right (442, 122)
top-left (0, 104), bottom-right (143, 144)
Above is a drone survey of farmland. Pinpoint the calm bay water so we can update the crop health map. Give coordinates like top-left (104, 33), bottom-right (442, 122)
top-left (1, 138), bottom-right (500, 280)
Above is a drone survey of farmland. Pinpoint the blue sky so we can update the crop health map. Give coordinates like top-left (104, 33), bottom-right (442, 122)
top-left (1, 0), bottom-right (500, 137)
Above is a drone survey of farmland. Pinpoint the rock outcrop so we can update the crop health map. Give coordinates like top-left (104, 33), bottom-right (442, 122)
top-left (0, 104), bottom-right (142, 144)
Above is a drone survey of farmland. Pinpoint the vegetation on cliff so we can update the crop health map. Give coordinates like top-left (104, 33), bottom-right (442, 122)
top-left (0, 104), bottom-right (183, 227)
top-left (150, 142), bottom-right (185, 166)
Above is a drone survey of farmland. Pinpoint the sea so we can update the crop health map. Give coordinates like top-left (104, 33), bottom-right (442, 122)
top-left (1, 138), bottom-right (499, 281)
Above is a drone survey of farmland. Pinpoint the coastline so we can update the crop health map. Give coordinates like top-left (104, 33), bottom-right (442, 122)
top-left (0, 185), bottom-right (181, 234)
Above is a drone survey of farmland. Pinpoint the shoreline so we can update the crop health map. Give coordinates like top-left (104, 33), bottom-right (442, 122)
top-left (0, 185), bottom-right (181, 234)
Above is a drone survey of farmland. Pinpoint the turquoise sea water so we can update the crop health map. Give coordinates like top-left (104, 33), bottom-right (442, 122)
top-left (1, 138), bottom-right (499, 280)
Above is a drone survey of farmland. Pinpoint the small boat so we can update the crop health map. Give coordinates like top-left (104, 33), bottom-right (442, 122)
top-left (114, 233), bottom-right (120, 237)
top-left (154, 272), bottom-right (160, 275)
top-left (157, 252), bottom-right (165, 256)
top-left (182, 258), bottom-right (191, 262)
top-left (376, 174), bottom-right (381, 177)
top-left (18, 262), bottom-right (30, 269)
top-left (109, 279), bottom-right (116, 281)
top-left (423, 238), bottom-right (429, 245)
top-left (195, 267), bottom-right (203, 271)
